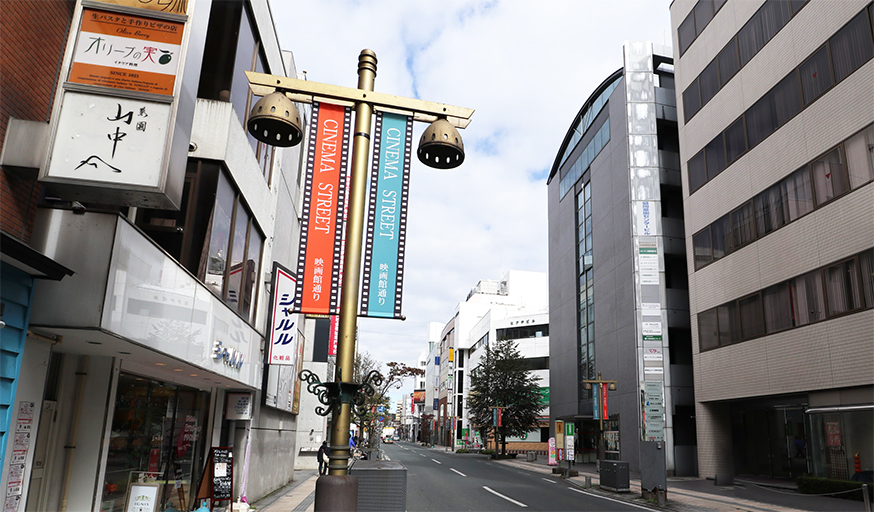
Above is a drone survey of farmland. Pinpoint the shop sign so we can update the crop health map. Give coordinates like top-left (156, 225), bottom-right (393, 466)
top-left (826, 421), bottom-right (842, 447)
top-left (124, 483), bottom-right (159, 512)
top-left (92, 0), bottom-right (188, 15)
top-left (46, 92), bottom-right (170, 187)
top-left (212, 340), bottom-right (244, 370)
top-left (225, 392), bottom-right (253, 421)
top-left (267, 263), bottom-right (299, 365)
top-left (548, 437), bottom-right (557, 465)
top-left (70, 8), bottom-right (184, 96)
top-left (605, 431), bottom-right (620, 453)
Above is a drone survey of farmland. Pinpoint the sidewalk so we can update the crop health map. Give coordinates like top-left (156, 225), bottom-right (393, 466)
top-left (251, 469), bottom-right (318, 512)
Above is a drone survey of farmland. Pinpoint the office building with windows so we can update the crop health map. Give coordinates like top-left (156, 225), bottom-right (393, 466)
top-left (0, 1), bottom-right (327, 509)
top-left (547, 42), bottom-right (697, 476)
top-left (671, 0), bottom-right (873, 481)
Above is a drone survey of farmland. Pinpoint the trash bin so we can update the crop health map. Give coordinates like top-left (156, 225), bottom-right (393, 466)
top-left (349, 460), bottom-right (407, 511)
top-left (599, 460), bottom-right (630, 492)
top-left (526, 451), bottom-right (537, 462)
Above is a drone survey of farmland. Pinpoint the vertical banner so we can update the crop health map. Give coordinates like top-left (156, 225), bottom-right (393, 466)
top-left (267, 263), bottom-right (298, 364)
top-left (360, 112), bottom-right (413, 318)
top-left (295, 102), bottom-right (351, 315)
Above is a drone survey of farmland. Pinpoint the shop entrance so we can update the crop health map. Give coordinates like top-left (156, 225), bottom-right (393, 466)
top-left (101, 373), bottom-right (210, 512)
top-left (733, 404), bottom-right (808, 478)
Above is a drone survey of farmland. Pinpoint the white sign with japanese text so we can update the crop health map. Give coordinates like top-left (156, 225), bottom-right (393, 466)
top-left (46, 92), bottom-right (169, 186)
top-left (268, 266), bottom-right (299, 365)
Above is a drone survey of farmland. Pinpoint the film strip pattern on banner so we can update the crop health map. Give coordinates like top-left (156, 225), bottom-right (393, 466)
top-left (360, 112), bottom-right (413, 318)
top-left (294, 101), bottom-right (352, 315)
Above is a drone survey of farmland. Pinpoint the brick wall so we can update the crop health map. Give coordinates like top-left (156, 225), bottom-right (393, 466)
top-left (0, 0), bottom-right (74, 242)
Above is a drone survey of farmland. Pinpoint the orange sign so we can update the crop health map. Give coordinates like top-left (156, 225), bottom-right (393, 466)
top-left (92, 0), bottom-right (188, 15)
top-left (295, 102), bottom-right (351, 315)
top-left (69, 9), bottom-right (184, 95)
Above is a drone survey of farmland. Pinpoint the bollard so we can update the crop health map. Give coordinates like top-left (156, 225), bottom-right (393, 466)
top-left (585, 476), bottom-right (592, 488)
top-left (863, 483), bottom-right (871, 512)
top-left (314, 475), bottom-right (358, 511)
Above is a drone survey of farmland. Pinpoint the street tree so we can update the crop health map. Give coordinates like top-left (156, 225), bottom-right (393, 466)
top-left (353, 352), bottom-right (424, 448)
top-left (468, 338), bottom-right (545, 455)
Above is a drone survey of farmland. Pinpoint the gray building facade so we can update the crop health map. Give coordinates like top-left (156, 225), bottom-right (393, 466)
top-left (547, 42), bottom-right (697, 476)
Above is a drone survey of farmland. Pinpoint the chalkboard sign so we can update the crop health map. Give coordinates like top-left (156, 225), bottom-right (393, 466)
top-left (211, 447), bottom-right (233, 502)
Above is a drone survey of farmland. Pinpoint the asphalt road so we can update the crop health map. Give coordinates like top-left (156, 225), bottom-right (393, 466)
top-left (384, 442), bottom-right (652, 512)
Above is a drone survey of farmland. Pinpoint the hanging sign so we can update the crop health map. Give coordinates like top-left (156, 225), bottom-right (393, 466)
top-left (360, 112), bottom-right (413, 318)
top-left (295, 101), bottom-right (351, 315)
top-left (70, 8), bottom-right (184, 96)
top-left (267, 263), bottom-right (299, 365)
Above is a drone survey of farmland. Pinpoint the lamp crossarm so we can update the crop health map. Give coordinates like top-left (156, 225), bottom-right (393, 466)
top-left (246, 71), bottom-right (474, 128)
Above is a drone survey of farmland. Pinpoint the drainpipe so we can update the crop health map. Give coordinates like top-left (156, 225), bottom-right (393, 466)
top-left (59, 355), bottom-right (88, 512)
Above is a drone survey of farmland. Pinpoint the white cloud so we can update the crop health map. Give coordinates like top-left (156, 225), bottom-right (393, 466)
top-left (269, 0), bottom-right (673, 399)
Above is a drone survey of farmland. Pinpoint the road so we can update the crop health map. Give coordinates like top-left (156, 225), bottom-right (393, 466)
top-left (384, 442), bottom-right (652, 511)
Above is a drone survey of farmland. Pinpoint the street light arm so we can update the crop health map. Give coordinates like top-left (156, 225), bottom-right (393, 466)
top-left (245, 71), bottom-right (474, 128)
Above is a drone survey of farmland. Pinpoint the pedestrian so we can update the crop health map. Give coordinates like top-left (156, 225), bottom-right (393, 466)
top-left (349, 435), bottom-right (357, 450)
top-left (317, 441), bottom-right (329, 476)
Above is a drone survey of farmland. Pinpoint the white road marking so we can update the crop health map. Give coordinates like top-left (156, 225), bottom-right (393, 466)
top-left (541, 478), bottom-right (557, 483)
top-left (431, 458), bottom-right (442, 464)
top-left (450, 468), bottom-right (467, 477)
top-left (483, 486), bottom-right (527, 508)
top-left (568, 487), bottom-right (653, 511)
top-left (420, 454), bottom-right (426, 457)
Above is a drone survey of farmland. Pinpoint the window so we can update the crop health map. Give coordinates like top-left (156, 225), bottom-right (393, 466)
top-left (745, 90), bottom-right (777, 149)
top-left (738, 292), bottom-right (764, 340)
top-left (824, 258), bottom-right (863, 316)
top-left (759, 0), bottom-right (792, 43)
top-left (718, 302), bottom-right (736, 345)
top-left (782, 165), bottom-right (814, 221)
top-left (683, 80), bottom-right (701, 122)
top-left (718, 38), bottom-right (740, 86)
top-left (772, 72), bottom-right (802, 127)
top-left (799, 46), bottom-right (833, 105)
top-left (203, 174), bottom-right (235, 298)
top-left (698, 308), bottom-right (719, 351)
top-left (754, 182), bottom-right (788, 236)
top-left (678, 15), bottom-right (697, 55)
top-left (731, 201), bottom-right (756, 249)
top-left (688, 150), bottom-right (707, 192)
top-left (738, 10), bottom-right (767, 66)
top-left (705, 133), bottom-right (726, 180)
top-left (711, 214), bottom-right (731, 259)
top-left (811, 147), bottom-right (849, 206)
top-left (845, 125), bottom-right (874, 189)
top-left (699, 59), bottom-right (720, 105)
top-left (829, 10), bottom-right (874, 83)
top-left (860, 250), bottom-right (874, 308)
top-left (693, 228), bottom-right (713, 269)
top-left (693, 1), bottom-right (714, 38)
top-left (763, 281), bottom-right (794, 333)
top-left (724, 117), bottom-right (747, 164)
top-left (791, 270), bottom-right (825, 325)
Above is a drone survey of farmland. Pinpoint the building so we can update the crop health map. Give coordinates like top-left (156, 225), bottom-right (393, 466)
top-left (671, 0), bottom-right (873, 480)
top-left (546, 42), bottom-right (697, 476)
top-left (426, 270), bottom-right (550, 451)
top-left (0, 1), bottom-right (329, 510)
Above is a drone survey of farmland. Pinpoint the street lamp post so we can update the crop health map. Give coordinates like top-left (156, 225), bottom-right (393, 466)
top-left (582, 372), bottom-right (617, 466)
top-left (246, 50), bottom-right (473, 510)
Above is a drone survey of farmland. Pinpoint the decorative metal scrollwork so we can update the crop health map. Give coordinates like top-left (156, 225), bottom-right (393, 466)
top-left (298, 369), bottom-right (385, 417)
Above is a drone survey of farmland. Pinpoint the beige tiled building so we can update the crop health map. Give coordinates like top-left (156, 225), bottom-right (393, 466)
top-left (671, 0), bottom-right (874, 481)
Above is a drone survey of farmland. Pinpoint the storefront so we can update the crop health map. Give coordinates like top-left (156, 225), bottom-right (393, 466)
top-left (807, 405), bottom-right (873, 482)
top-left (101, 374), bottom-right (211, 512)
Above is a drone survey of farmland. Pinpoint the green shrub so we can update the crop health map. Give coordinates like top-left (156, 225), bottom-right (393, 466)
top-left (455, 448), bottom-right (470, 454)
top-left (797, 476), bottom-right (874, 502)
top-left (482, 449), bottom-right (495, 455)
top-left (496, 453), bottom-right (518, 460)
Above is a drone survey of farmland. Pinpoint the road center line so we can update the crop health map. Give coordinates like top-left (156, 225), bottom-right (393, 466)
top-left (431, 458), bottom-right (442, 464)
top-left (483, 486), bottom-right (527, 508)
top-left (541, 478), bottom-right (556, 483)
top-left (568, 487), bottom-right (652, 511)
top-left (450, 468), bottom-right (466, 477)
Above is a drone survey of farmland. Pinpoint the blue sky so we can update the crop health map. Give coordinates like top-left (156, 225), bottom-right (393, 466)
top-left (270, 0), bottom-right (674, 408)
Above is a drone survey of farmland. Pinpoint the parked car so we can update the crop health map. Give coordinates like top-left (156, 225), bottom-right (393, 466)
top-left (383, 436), bottom-right (394, 444)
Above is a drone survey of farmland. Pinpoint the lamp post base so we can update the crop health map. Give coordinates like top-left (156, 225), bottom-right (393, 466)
top-left (314, 475), bottom-right (358, 511)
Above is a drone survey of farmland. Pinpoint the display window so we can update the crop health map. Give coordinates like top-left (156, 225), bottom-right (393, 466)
top-left (101, 373), bottom-right (210, 512)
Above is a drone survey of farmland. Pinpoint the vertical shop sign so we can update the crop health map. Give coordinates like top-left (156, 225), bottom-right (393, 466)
top-left (70, 9), bottom-right (184, 95)
top-left (360, 112), bottom-right (413, 318)
top-left (268, 263), bottom-right (299, 365)
top-left (295, 102), bottom-right (351, 315)
top-left (3, 402), bottom-right (34, 512)
top-left (328, 315), bottom-right (339, 356)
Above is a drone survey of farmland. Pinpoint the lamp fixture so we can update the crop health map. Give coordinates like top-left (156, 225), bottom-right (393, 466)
top-left (247, 91), bottom-right (303, 147)
top-left (417, 118), bottom-right (465, 169)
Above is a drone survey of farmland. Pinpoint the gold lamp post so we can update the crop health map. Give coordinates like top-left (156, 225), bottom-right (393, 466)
top-left (583, 372), bottom-right (617, 464)
top-left (246, 49), bottom-right (473, 507)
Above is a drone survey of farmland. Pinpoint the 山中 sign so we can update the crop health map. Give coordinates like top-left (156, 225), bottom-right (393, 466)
top-left (46, 92), bottom-right (170, 187)
top-left (70, 9), bottom-right (184, 96)
top-left (295, 102), bottom-right (351, 315)
top-left (360, 112), bottom-right (413, 319)
top-left (268, 263), bottom-right (299, 365)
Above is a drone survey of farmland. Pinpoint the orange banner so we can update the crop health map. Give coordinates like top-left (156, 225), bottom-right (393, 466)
top-left (295, 102), bottom-right (351, 315)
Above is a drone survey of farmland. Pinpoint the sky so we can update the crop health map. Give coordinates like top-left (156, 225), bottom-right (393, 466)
top-left (269, 0), bottom-right (674, 411)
